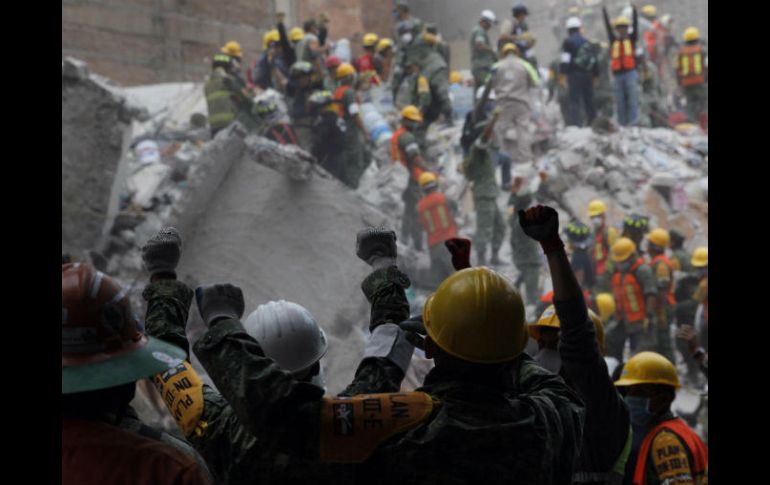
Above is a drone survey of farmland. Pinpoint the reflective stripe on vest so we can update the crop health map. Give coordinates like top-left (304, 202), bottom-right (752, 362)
top-left (678, 45), bottom-right (705, 87)
top-left (594, 228), bottom-right (609, 274)
top-left (205, 77), bottom-right (236, 130)
top-left (333, 85), bottom-right (352, 118)
top-left (390, 127), bottom-right (423, 181)
top-left (650, 254), bottom-right (677, 305)
top-left (417, 192), bottom-right (458, 247)
top-left (610, 39), bottom-right (636, 72)
top-left (612, 257), bottom-right (646, 321)
top-left (633, 418), bottom-right (708, 485)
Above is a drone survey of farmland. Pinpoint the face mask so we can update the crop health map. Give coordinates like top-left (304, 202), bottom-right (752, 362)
top-left (590, 217), bottom-right (603, 230)
top-left (534, 347), bottom-right (562, 375)
top-left (625, 395), bottom-right (653, 427)
top-left (616, 259), bottom-right (632, 272)
top-left (401, 33), bottom-right (413, 44)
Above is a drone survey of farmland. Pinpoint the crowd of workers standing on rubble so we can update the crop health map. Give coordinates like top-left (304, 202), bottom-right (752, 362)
top-left (63, 2), bottom-right (709, 485)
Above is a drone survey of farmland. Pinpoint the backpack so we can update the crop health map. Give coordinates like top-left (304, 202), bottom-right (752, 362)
top-left (573, 40), bottom-right (600, 72)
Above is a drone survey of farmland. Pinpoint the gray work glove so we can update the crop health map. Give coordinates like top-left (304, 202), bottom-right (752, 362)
top-left (356, 227), bottom-right (397, 269)
top-left (142, 227), bottom-right (182, 277)
top-left (399, 315), bottom-right (427, 350)
top-left (195, 284), bottom-right (245, 327)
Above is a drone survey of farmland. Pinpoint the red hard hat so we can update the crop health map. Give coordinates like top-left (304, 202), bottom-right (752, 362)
top-left (325, 55), bottom-right (342, 69)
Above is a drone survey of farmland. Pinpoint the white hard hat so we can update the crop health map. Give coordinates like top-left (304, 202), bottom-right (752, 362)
top-left (476, 86), bottom-right (496, 100)
top-left (244, 300), bottom-right (328, 375)
top-left (566, 16), bottom-right (582, 29)
top-left (481, 9), bottom-right (497, 23)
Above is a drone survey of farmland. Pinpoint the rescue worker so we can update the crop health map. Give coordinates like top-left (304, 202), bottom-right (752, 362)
top-left (596, 292), bottom-right (621, 375)
top-left (251, 29), bottom-right (288, 91)
top-left (253, 98), bottom-right (299, 146)
top-left (391, 2), bottom-right (424, 99)
top-left (606, 237), bottom-right (658, 360)
top-left (426, 24), bottom-right (450, 66)
top-left (416, 171), bottom-right (459, 287)
top-left (138, 227), bottom-right (336, 484)
top-left (221, 41), bottom-right (246, 85)
top-left (416, 32), bottom-right (455, 125)
top-left (285, 61), bottom-right (318, 151)
top-left (205, 47), bottom-right (259, 135)
top-left (622, 213), bottom-right (649, 247)
top-left (668, 229), bottom-right (691, 273)
top-left (470, 10), bottom-right (499, 88)
top-left (334, 63), bottom-right (371, 189)
top-left (507, 176), bottom-right (542, 307)
top-left (500, 2), bottom-right (538, 68)
top-left (547, 59), bottom-right (570, 124)
top-left (354, 33), bottom-right (382, 86)
top-left (614, 352), bottom-right (708, 484)
top-left (561, 16), bottom-right (599, 126)
top-left (676, 27), bottom-right (708, 124)
top-left (295, 18), bottom-right (328, 84)
top-left (565, 220), bottom-right (596, 291)
top-left (593, 41), bottom-right (615, 118)
top-left (391, 105), bottom-right (430, 251)
top-left (489, 43), bottom-right (540, 178)
top-left (645, 228), bottom-right (676, 363)
top-left (183, 226), bottom-right (585, 484)
top-left (62, 262), bottom-right (211, 485)
top-left (588, 200), bottom-right (618, 293)
top-left (375, 38), bottom-right (394, 82)
top-left (323, 55), bottom-right (341, 91)
top-left (520, 204), bottom-right (631, 485)
top-left (640, 6), bottom-right (664, 70)
top-left (463, 106), bottom-right (505, 265)
top-left (309, 90), bottom-right (346, 183)
top-left (670, 232), bottom-right (701, 385)
top-left (602, 6), bottom-right (641, 126)
top-left (638, 57), bottom-right (668, 128)
top-left (691, 247), bottom-right (708, 352)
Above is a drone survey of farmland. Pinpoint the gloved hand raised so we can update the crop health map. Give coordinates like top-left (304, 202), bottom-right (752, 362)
top-left (399, 315), bottom-right (427, 350)
top-left (356, 227), bottom-right (397, 269)
top-left (444, 238), bottom-right (471, 270)
top-left (142, 226), bottom-right (182, 278)
top-left (519, 205), bottom-right (564, 254)
top-left (195, 284), bottom-right (245, 327)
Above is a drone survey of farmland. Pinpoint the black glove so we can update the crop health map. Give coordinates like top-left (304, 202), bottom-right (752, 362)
top-left (518, 205), bottom-right (564, 254)
top-left (195, 284), bottom-right (245, 327)
top-left (399, 315), bottom-right (427, 350)
top-left (142, 227), bottom-right (182, 278)
top-left (356, 227), bottom-right (397, 268)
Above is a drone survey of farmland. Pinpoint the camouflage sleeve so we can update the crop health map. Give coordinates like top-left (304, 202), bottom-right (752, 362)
top-left (143, 280), bottom-right (195, 355)
top-left (635, 265), bottom-right (658, 297)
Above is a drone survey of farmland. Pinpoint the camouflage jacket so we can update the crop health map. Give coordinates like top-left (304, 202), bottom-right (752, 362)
top-left (185, 267), bottom-right (585, 484)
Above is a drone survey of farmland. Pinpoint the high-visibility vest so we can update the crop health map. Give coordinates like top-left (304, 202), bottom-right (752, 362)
top-left (612, 257), bottom-right (647, 322)
top-left (594, 228), bottom-right (610, 275)
top-left (650, 254), bottom-right (677, 306)
top-left (677, 45), bottom-right (705, 87)
top-left (333, 85), bottom-right (352, 118)
top-left (204, 74), bottom-right (236, 131)
top-left (610, 39), bottom-right (636, 72)
top-left (633, 418), bottom-right (708, 485)
top-left (417, 192), bottom-right (458, 247)
top-left (390, 127), bottom-right (424, 181)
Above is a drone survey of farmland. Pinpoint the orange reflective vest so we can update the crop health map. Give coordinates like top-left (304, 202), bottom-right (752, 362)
top-left (649, 254), bottom-right (677, 306)
top-left (334, 85), bottom-right (352, 118)
top-left (610, 39), bottom-right (636, 72)
top-left (677, 45), bottom-right (705, 87)
top-left (417, 191), bottom-right (458, 247)
top-left (390, 127), bottom-right (424, 181)
top-left (633, 418), bottom-right (708, 485)
top-left (594, 227), bottom-right (611, 275)
top-left (612, 257), bottom-right (647, 322)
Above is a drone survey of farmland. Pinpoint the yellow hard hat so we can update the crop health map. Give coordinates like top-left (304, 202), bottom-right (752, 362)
top-left (289, 27), bottom-right (305, 42)
top-left (424, 267), bottom-right (527, 364)
top-left (614, 351), bottom-right (681, 389)
top-left (614, 16), bottom-right (631, 27)
top-left (423, 32), bottom-right (438, 45)
top-left (587, 199), bottom-right (607, 217)
top-left (691, 247), bottom-right (708, 267)
top-left (646, 228), bottom-right (670, 248)
top-left (501, 42), bottom-right (520, 56)
top-left (419, 172), bottom-right (438, 187)
top-left (596, 293), bottom-right (616, 323)
top-left (641, 5), bottom-right (657, 17)
top-left (336, 62), bottom-right (356, 79)
top-left (683, 27), bottom-right (700, 42)
top-left (529, 305), bottom-right (605, 354)
top-left (400, 105), bottom-right (423, 122)
top-left (376, 38), bottom-right (394, 52)
top-left (611, 237), bottom-right (636, 262)
top-left (449, 71), bottom-right (463, 84)
top-left (263, 30), bottom-right (280, 49)
top-left (221, 41), bottom-right (243, 58)
top-left (363, 33), bottom-right (379, 47)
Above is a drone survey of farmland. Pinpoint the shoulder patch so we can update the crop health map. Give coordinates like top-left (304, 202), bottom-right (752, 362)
top-left (650, 430), bottom-right (694, 482)
top-left (319, 392), bottom-right (435, 463)
top-left (152, 360), bottom-right (204, 437)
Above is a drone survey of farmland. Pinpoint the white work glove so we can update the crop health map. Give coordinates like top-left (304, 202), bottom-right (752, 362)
top-left (195, 284), bottom-right (245, 327)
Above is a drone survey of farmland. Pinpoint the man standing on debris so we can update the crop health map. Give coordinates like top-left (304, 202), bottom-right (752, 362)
top-left (676, 27), bottom-right (708, 124)
top-left (507, 176), bottom-right (542, 307)
top-left (614, 352), bottom-right (708, 484)
top-left (355, 33), bottom-right (383, 86)
top-left (560, 16), bottom-right (599, 127)
top-left (603, 5), bottom-right (641, 126)
top-left (392, 105), bottom-right (430, 251)
top-left (500, 3), bottom-right (538, 68)
top-left (645, 228), bottom-right (676, 363)
top-left (334, 63), bottom-right (371, 189)
top-left (669, 229), bottom-right (691, 273)
top-left (489, 43), bottom-right (540, 184)
top-left (415, 32), bottom-right (455, 126)
top-left (285, 61), bottom-right (318, 151)
top-left (622, 213), bottom-right (649, 247)
top-left (520, 205), bottom-right (632, 485)
top-left (62, 263), bottom-right (211, 485)
top-left (416, 171), bottom-right (459, 287)
top-left (309, 90), bottom-right (345, 182)
top-left (178, 226), bottom-right (584, 483)
top-left (606, 237), bottom-right (658, 360)
top-left (375, 38), bottom-right (395, 82)
top-left (470, 10), bottom-right (499, 88)
top-left (205, 48), bottom-right (258, 136)
top-left (463, 106), bottom-right (506, 265)
top-left (589, 199), bottom-right (618, 292)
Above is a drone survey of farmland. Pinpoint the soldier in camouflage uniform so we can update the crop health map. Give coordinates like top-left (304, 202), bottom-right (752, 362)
top-left (638, 58), bottom-right (668, 128)
top-left (150, 225), bottom-right (584, 484)
top-left (593, 42), bottom-right (615, 118)
top-left (507, 176), bottom-right (542, 306)
top-left (470, 11), bottom-right (499, 88)
top-left (412, 37), bottom-right (454, 126)
top-left (335, 63), bottom-right (371, 189)
top-left (463, 109), bottom-right (506, 265)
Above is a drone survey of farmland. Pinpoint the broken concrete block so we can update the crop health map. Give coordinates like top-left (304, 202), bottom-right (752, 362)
top-left (244, 135), bottom-right (315, 182)
top-left (128, 164), bottom-right (172, 209)
top-left (605, 171), bottom-right (625, 193)
top-left (585, 167), bottom-right (605, 188)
